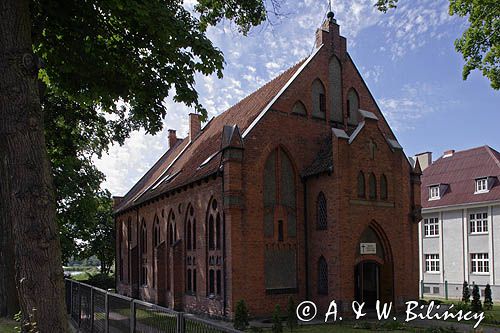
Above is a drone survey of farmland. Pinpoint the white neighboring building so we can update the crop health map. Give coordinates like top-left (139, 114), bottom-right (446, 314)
top-left (415, 146), bottom-right (500, 300)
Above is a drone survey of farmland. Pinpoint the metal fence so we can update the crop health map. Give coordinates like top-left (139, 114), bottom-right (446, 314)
top-left (65, 279), bottom-right (241, 333)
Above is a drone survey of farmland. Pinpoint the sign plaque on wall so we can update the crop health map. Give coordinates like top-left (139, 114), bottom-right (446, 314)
top-left (360, 243), bottom-right (376, 255)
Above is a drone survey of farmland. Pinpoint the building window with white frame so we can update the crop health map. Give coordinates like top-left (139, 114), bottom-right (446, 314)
top-left (475, 178), bottom-right (488, 193)
top-left (424, 217), bottom-right (439, 237)
top-left (429, 186), bottom-right (440, 200)
top-left (425, 254), bottom-right (440, 273)
top-left (470, 212), bottom-right (488, 234)
top-left (471, 253), bottom-right (489, 273)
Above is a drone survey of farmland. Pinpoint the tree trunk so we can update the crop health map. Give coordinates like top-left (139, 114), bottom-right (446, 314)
top-left (0, 0), bottom-right (68, 331)
top-left (0, 178), bottom-right (19, 318)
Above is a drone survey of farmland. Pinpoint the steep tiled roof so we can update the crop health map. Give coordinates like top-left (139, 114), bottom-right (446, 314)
top-left (302, 135), bottom-right (333, 178)
top-left (115, 59), bottom-right (307, 214)
top-left (422, 146), bottom-right (500, 209)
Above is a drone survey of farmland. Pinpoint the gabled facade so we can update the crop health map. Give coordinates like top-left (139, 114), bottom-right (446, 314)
top-left (417, 146), bottom-right (500, 299)
top-left (114, 14), bottom-right (421, 318)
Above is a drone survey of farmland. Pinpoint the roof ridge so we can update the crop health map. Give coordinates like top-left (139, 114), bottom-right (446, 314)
top-left (485, 145), bottom-right (500, 170)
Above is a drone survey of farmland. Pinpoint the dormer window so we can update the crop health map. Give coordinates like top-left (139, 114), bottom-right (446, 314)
top-left (429, 185), bottom-right (440, 200)
top-left (475, 177), bottom-right (489, 193)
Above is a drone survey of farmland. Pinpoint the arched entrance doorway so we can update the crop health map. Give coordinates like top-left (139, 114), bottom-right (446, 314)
top-left (355, 261), bottom-right (379, 308)
top-left (354, 223), bottom-right (393, 308)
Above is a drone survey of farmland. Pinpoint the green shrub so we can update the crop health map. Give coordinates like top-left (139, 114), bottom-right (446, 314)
top-left (271, 305), bottom-right (283, 333)
top-left (484, 283), bottom-right (493, 310)
top-left (471, 283), bottom-right (482, 312)
top-left (462, 281), bottom-right (471, 303)
top-left (87, 273), bottom-right (115, 290)
top-left (286, 297), bottom-right (297, 332)
top-left (234, 300), bottom-right (249, 331)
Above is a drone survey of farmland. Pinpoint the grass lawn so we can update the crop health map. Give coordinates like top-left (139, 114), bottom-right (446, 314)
top-left (256, 323), bottom-right (435, 332)
top-left (0, 318), bottom-right (17, 333)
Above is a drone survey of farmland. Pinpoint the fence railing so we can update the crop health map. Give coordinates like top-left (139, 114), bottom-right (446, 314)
top-left (65, 279), bottom-right (241, 333)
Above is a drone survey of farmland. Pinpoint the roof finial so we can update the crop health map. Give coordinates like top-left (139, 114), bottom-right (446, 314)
top-left (327, 0), bottom-right (335, 21)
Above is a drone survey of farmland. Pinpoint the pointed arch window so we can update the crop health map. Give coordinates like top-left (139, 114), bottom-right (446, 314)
top-left (381, 174), bottom-right (388, 200)
top-left (207, 198), bottom-right (222, 297)
top-left (292, 101), bottom-right (307, 116)
top-left (153, 216), bottom-right (160, 248)
top-left (316, 192), bottom-right (327, 230)
top-left (152, 216), bottom-right (160, 288)
top-left (318, 256), bottom-right (328, 295)
top-left (263, 147), bottom-right (297, 240)
top-left (347, 88), bottom-right (360, 125)
top-left (168, 210), bottom-right (176, 245)
top-left (369, 173), bottom-right (377, 200)
top-left (139, 220), bottom-right (147, 286)
top-left (357, 172), bottom-right (366, 198)
top-left (186, 204), bottom-right (197, 294)
top-left (118, 221), bottom-right (124, 281)
top-left (312, 79), bottom-right (326, 119)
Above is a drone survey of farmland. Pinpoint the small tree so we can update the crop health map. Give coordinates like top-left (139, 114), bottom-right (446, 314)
top-left (462, 281), bottom-right (471, 303)
top-left (471, 283), bottom-right (482, 312)
top-left (286, 297), bottom-right (298, 332)
top-left (272, 305), bottom-right (283, 333)
top-left (234, 300), bottom-right (249, 331)
top-left (484, 284), bottom-right (493, 310)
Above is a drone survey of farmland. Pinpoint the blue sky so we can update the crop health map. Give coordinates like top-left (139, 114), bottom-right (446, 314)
top-left (95, 0), bottom-right (500, 196)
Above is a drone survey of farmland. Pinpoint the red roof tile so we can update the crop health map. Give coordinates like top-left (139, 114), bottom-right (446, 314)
top-left (422, 146), bottom-right (500, 209)
top-left (115, 59), bottom-right (307, 213)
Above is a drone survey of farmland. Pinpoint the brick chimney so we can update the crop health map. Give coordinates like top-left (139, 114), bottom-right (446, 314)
top-left (415, 152), bottom-right (432, 171)
top-left (189, 113), bottom-right (201, 142)
top-left (443, 150), bottom-right (455, 158)
top-left (168, 129), bottom-right (177, 149)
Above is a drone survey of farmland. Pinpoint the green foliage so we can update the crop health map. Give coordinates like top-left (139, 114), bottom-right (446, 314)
top-left (272, 305), bottom-right (283, 333)
top-left (87, 273), bottom-right (115, 290)
top-left (234, 300), bottom-right (249, 331)
top-left (286, 297), bottom-right (297, 332)
top-left (484, 283), bottom-right (493, 310)
top-left (79, 194), bottom-right (116, 275)
top-left (375, 0), bottom-right (500, 89)
top-left (449, 0), bottom-right (500, 89)
top-left (471, 283), bottom-right (482, 312)
top-left (29, 0), bottom-right (273, 268)
top-left (462, 281), bottom-right (471, 303)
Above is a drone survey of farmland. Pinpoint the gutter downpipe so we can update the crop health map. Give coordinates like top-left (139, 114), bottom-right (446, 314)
top-left (302, 176), bottom-right (310, 300)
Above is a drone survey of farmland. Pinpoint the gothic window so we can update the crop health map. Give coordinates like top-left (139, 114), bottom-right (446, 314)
top-left (152, 216), bottom-right (160, 288)
top-left (263, 148), bottom-right (298, 292)
top-left (207, 198), bottom-right (222, 297)
top-left (118, 221), bottom-right (124, 281)
top-left (292, 101), bottom-right (307, 116)
top-left (347, 88), bottom-right (360, 125)
top-left (369, 173), bottom-right (377, 200)
top-left (139, 220), bottom-right (147, 286)
top-left (263, 147), bottom-right (297, 240)
top-left (168, 210), bottom-right (176, 245)
top-left (329, 56), bottom-right (342, 122)
top-left (318, 256), bottom-right (328, 295)
top-left (127, 218), bottom-right (131, 282)
top-left (185, 204), bottom-right (197, 294)
top-left (140, 220), bottom-right (147, 255)
top-left (153, 216), bottom-right (160, 248)
top-left (316, 192), bottom-right (327, 230)
top-left (357, 172), bottom-right (366, 198)
top-left (312, 79), bottom-right (326, 119)
top-left (381, 174), bottom-right (388, 200)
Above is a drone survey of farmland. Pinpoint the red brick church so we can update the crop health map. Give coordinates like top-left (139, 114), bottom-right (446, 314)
top-left (114, 13), bottom-right (422, 318)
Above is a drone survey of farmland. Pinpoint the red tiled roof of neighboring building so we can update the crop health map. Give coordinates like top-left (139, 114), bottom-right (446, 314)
top-left (115, 58), bottom-right (307, 214)
top-left (421, 146), bottom-right (500, 209)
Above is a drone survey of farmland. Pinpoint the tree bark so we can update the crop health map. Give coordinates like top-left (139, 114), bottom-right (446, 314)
top-left (0, 0), bottom-right (68, 331)
top-left (0, 181), bottom-right (19, 318)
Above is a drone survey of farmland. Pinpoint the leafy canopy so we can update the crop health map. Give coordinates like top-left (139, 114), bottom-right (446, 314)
top-left (31, 0), bottom-right (271, 262)
top-left (375, 0), bottom-right (500, 90)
